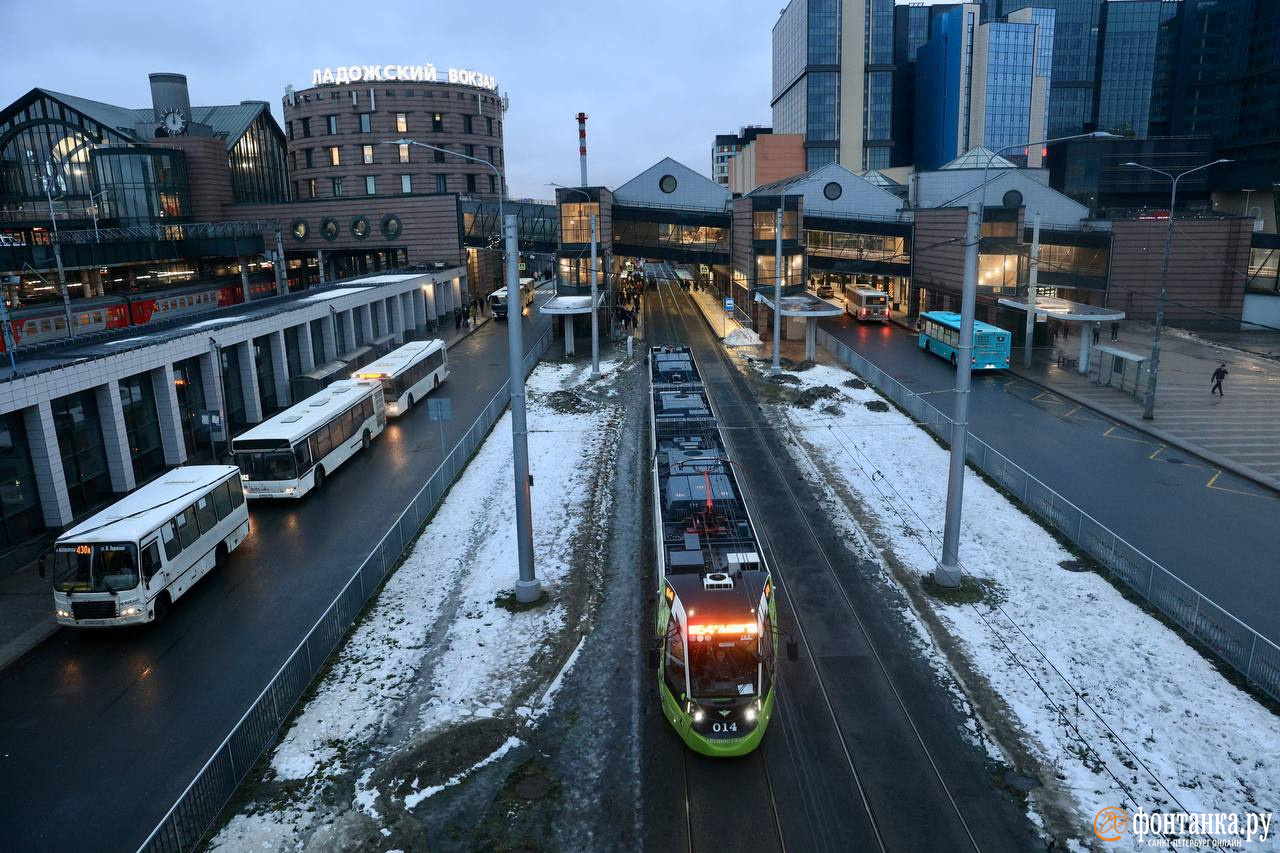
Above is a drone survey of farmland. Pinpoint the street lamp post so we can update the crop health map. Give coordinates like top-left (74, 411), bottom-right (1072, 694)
top-left (771, 198), bottom-right (784, 375)
top-left (1122, 158), bottom-right (1233, 421)
top-left (549, 183), bottom-right (601, 379)
top-left (27, 152), bottom-right (75, 338)
top-left (384, 138), bottom-right (539, 602)
top-left (934, 131), bottom-right (1117, 589)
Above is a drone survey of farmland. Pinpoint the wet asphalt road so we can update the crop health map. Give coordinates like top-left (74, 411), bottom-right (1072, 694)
top-left (820, 315), bottom-right (1279, 643)
top-left (0, 307), bottom-right (551, 853)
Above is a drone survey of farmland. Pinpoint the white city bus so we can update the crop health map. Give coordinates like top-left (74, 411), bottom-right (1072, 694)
top-left (49, 465), bottom-right (249, 626)
top-left (844, 286), bottom-right (889, 323)
top-left (232, 378), bottom-right (386, 498)
top-left (490, 278), bottom-right (537, 320)
top-left (353, 339), bottom-right (448, 417)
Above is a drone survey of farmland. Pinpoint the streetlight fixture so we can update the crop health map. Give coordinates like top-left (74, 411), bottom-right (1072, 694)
top-left (383, 137), bottom-right (540, 603)
top-left (26, 151), bottom-right (75, 338)
top-left (934, 131), bottom-right (1118, 589)
top-left (549, 182), bottom-right (601, 380)
top-left (1121, 157), bottom-right (1233, 420)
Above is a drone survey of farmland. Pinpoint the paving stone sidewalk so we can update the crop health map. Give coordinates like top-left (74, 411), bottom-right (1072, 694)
top-left (1009, 320), bottom-right (1280, 492)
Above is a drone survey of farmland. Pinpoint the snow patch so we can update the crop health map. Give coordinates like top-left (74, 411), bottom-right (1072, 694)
top-left (402, 736), bottom-right (522, 809)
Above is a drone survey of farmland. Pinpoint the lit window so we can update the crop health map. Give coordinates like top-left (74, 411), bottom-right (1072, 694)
top-left (307, 178), bottom-right (317, 199)
top-left (401, 174), bottom-right (412, 193)
top-left (362, 144), bottom-right (374, 164)
top-left (396, 112), bottom-right (407, 133)
top-left (328, 146), bottom-right (341, 166)
top-left (432, 112), bottom-right (443, 132)
top-left (398, 144), bottom-right (410, 164)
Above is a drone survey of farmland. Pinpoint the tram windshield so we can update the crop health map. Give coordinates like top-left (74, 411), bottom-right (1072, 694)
top-left (688, 637), bottom-right (758, 699)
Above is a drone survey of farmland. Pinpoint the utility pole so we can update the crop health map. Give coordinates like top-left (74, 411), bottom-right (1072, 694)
top-left (505, 213), bottom-right (540, 603)
top-left (588, 211), bottom-right (600, 380)
top-left (31, 156), bottom-right (75, 339)
top-left (1023, 212), bottom-right (1041, 368)
top-left (934, 204), bottom-right (981, 589)
top-left (274, 228), bottom-right (289, 296)
top-left (771, 200), bottom-right (783, 375)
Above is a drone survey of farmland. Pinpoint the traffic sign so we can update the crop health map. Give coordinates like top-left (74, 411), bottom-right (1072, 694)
top-left (699, 264), bottom-right (710, 274)
top-left (724, 297), bottom-right (734, 314)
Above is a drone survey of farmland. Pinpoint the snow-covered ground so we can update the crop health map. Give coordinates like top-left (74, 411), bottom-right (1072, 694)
top-left (752, 356), bottom-right (1279, 850)
top-left (209, 357), bottom-right (625, 851)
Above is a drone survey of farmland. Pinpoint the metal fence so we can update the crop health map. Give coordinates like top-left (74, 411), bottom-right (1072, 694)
top-left (137, 327), bottom-right (552, 853)
top-left (817, 328), bottom-right (1280, 704)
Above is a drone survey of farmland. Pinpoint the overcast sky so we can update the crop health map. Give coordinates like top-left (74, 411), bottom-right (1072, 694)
top-left (3, 0), bottom-right (785, 199)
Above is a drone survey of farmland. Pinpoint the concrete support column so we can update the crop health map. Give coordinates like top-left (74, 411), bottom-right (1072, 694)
top-left (89, 268), bottom-right (105, 297)
top-left (458, 273), bottom-right (470, 310)
top-left (359, 304), bottom-right (374, 344)
top-left (23, 402), bottom-right (74, 527)
top-left (451, 276), bottom-right (463, 316)
top-left (151, 364), bottom-right (188, 466)
top-left (239, 256), bottom-right (252, 304)
top-left (424, 283), bottom-right (437, 328)
top-left (340, 309), bottom-right (357, 355)
top-left (400, 292), bottom-right (416, 338)
top-left (321, 314), bottom-right (338, 362)
top-left (236, 340), bottom-right (264, 424)
top-left (412, 288), bottom-right (428, 336)
top-left (388, 296), bottom-right (405, 342)
top-left (199, 349), bottom-right (226, 431)
top-left (1078, 323), bottom-right (1091, 375)
top-left (269, 330), bottom-right (291, 408)
top-left (564, 316), bottom-right (575, 355)
top-left (805, 318), bottom-right (817, 361)
top-left (316, 249), bottom-right (326, 284)
top-left (296, 322), bottom-right (317, 372)
top-left (94, 380), bottom-right (136, 494)
top-left (373, 300), bottom-right (388, 338)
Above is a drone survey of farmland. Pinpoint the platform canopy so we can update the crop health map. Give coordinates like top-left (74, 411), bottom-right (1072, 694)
top-left (998, 296), bottom-right (1124, 323)
top-left (756, 292), bottom-right (844, 318)
top-left (539, 294), bottom-right (599, 315)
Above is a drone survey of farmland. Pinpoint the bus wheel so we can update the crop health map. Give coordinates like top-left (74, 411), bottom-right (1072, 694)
top-left (362, 429), bottom-right (371, 450)
top-left (153, 592), bottom-right (171, 622)
top-left (950, 353), bottom-right (958, 366)
top-left (214, 543), bottom-right (228, 569)
top-left (314, 467), bottom-right (326, 490)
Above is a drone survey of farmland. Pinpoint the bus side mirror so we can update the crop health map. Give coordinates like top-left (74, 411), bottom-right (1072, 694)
top-left (786, 640), bottom-right (799, 662)
top-left (37, 555), bottom-right (46, 579)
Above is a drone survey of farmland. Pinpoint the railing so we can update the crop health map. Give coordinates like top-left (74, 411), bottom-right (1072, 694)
top-left (136, 325), bottom-right (553, 853)
top-left (54, 220), bottom-right (281, 244)
top-left (817, 328), bottom-right (1280, 704)
top-left (613, 198), bottom-right (732, 215)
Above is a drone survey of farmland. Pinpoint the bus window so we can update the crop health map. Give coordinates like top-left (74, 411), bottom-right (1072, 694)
top-left (176, 506), bottom-right (200, 549)
top-left (228, 477), bottom-right (245, 508)
top-left (314, 426), bottom-right (333, 459)
top-left (293, 442), bottom-right (313, 475)
top-left (212, 481), bottom-right (232, 520)
top-left (161, 520), bottom-right (181, 560)
top-left (141, 541), bottom-right (162, 582)
top-left (664, 617), bottom-right (686, 697)
top-left (194, 495), bottom-right (218, 533)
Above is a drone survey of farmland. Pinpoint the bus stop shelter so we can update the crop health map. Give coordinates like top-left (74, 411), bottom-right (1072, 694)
top-left (539, 294), bottom-right (600, 355)
top-left (998, 296), bottom-right (1125, 374)
top-left (755, 292), bottom-right (844, 360)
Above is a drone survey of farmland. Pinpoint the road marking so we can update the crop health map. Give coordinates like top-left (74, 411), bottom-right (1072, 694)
top-left (1104, 424), bottom-right (1157, 445)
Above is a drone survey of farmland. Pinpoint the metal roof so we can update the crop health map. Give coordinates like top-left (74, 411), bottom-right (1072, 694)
top-left (38, 89), bottom-right (270, 149)
top-left (58, 466), bottom-right (240, 542)
top-left (938, 146), bottom-right (1019, 170)
top-left (232, 379), bottom-right (381, 447)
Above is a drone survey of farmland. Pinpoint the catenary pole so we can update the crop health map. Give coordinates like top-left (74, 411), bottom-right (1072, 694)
top-left (771, 200), bottom-right (783, 375)
top-left (505, 213), bottom-right (540, 603)
top-left (1024, 212), bottom-right (1041, 368)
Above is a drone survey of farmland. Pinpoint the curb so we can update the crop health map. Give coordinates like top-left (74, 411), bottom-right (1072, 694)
top-left (1006, 367), bottom-right (1280, 496)
top-left (0, 618), bottom-right (60, 674)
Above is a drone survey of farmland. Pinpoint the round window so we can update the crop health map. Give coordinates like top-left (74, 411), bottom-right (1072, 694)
top-left (320, 218), bottom-right (339, 241)
top-left (351, 216), bottom-right (370, 240)
top-left (658, 174), bottom-right (678, 194)
top-left (291, 219), bottom-right (308, 240)
top-left (1002, 189), bottom-right (1024, 209)
top-left (823, 181), bottom-right (843, 201)
top-left (381, 214), bottom-right (403, 239)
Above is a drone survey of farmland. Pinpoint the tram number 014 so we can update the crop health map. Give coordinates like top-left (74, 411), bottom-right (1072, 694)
top-left (711, 722), bottom-right (738, 733)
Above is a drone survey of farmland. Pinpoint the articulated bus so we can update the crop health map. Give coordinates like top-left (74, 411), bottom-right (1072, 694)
top-left (49, 466), bottom-right (249, 626)
top-left (648, 345), bottom-right (778, 757)
top-left (489, 278), bottom-right (537, 320)
top-left (232, 379), bottom-right (386, 498)
top-left (918, 310), bottom-right (1011, 370)
top-left (354, 339), bottom-right (448, 417)
top-left (844, 286), bottom-right (889, 323)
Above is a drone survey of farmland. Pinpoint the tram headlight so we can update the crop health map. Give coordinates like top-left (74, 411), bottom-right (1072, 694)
top-left (693, 710), bottom-right (705, 723)
top-left (745, 708), bottom-right (757, 722)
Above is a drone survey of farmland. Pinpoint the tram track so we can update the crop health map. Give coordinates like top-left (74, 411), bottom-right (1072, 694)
top-left (644, 273), bottom-right (1021, 851)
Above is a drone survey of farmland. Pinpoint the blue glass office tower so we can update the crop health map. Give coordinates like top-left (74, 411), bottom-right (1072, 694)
top-left (997, 0), bottom-right (1105, 138)
top-left (1095, 1), bottom-right (1179, 138)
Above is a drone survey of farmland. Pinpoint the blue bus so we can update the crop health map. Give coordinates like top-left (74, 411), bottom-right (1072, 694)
top-left (918, 311), bottom-right (1011, 370)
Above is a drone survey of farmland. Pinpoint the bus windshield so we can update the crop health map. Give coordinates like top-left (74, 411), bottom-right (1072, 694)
top-left (688, 639), bottom-right (758, 699)
top-left (234, 450), bottom-right (297, 481)
top-left (53, 543), bottom-right (140, 593)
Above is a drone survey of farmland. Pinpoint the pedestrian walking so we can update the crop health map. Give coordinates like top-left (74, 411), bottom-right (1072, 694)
top-left (464, 305), bottom-right (472, 328)
top-left (1091, 323), bottom-right (1100, 345)
top-left (1211, 363), bottom-right (1228, 396)
top-left (1049, 320), bottom-right (1058, 344)
top-left (454, 307), bottom-right (462, 331)
top-left (1110, 320), bottom-right (1119, 341)
top-left (1061, 322), bottom-right (1070, 340)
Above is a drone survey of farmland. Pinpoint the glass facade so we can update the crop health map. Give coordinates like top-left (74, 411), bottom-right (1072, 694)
top-left (119, 373), bottom-right (166, 486)
top-left (1002, 0), bottom-right (1105, 137)
top-left (613, 220), bottom-right (727, 252)
top-left (0, 412), bottom-right (44, 550)
top-left (807, 72), bottom-right (839, 143)
top-left (172, 356), bottom-right (206, 460)
top-left (560, 202), bottom-right (600, 245)
top-left (806, 229), bottom-right (907, 262)
top-left (752, 209), bottom-right (801, 241)
top-left (773, 79), bottom-right (807, 136)
top-left (51, 390), bottom-right (112, 517)
top-left (982, 23), bottom-right (1037, 160)
top-left (1096, 1), bottom-right (1165, 137)
top-left (91, 148), bottom-right (190, 224)
top-left (809, 0), bottom-right (839, 64)
top-left (229, 112), bottom-right (290, 203)
top-left (773, 0), bottom-right (809, 101)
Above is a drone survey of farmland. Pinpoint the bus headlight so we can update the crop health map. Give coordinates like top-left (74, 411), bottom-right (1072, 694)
top-left (55, 608), bottom-right (71, 619)
top-left (121, 605), bottom-right (143, 617)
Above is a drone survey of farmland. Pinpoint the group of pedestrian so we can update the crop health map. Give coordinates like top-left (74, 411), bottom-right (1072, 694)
top-left (615, 280), bottom-right (643, 330)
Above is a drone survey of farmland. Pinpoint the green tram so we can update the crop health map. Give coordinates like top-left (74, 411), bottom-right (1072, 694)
top-left (648, 346), bottom-right (778, 757)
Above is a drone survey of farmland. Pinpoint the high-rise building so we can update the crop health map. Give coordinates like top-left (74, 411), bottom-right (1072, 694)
top-left (997, 0), bottom-right (1106, 138)
top-left (771, 0), bottom-right (896, 172)
top-left (913, 3), bottom-right (1054, 170)
top-left (1095, 0), bottom-right (1180, 138)
top-left (712, 126), bottom-right (771, 187)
